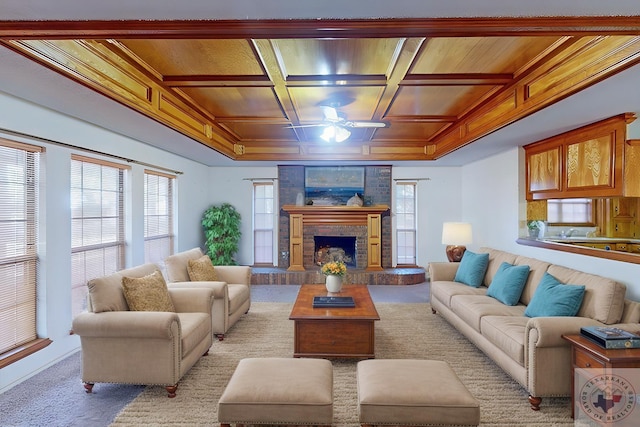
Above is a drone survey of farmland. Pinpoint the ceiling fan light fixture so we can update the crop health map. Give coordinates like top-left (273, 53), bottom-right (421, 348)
top-left (320, 125), bottom-right (351, 143)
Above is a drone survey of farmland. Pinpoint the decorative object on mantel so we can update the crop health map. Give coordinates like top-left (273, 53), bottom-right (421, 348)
top-left (347, 193), bottom-right (364, 206)
top-left (441, 222), bottom-right (473, 262)
top-left (321, 260), bottom-right (347, 293)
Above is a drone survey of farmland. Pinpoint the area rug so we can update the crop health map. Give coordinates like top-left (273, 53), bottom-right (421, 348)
top-left (111, 303), bottom-right (573, 426)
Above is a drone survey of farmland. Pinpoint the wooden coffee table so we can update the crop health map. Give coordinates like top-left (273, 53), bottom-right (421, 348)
top-left (289, 284), bottom-right (380, 359)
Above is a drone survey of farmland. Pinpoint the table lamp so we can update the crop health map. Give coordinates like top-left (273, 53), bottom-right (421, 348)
top-left (442, 222), bottom-right (472, 262)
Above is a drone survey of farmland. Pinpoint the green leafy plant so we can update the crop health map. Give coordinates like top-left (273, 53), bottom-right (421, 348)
top-left (201, 203), bottom-right (242, 265)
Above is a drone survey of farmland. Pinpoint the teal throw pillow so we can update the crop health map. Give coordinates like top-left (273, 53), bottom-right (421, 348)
top-left (453, 250), bottom-right (489, 288)
top-left (524, 272), bottom-right (586, 317)
top-left (486, 262), bottom-right (530, 306)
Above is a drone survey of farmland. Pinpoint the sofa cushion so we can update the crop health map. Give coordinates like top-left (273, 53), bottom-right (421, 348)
top-left (165, 247), bottom-right (204, 282)
top-left (187, 254), bottom-right (218, 281)
top-left (431, 281), bottom-right (487, 309)
top-left (451, 295), bottom-right (526, 332)
top-left (524, 272), bottom-right (585, 318)
top-left (547, 265), bottom-right (626, 325)
top-left (487, 262), bottom-right (530, 306)
top-left (453, 251), bottom-right (489, 288)
top-left (513, 256), bottom-right (551, 306)
top-left (122, 270), bottom-right (176, 312)
top-left (481, 316), bottom-right (528, 365)
top-left (87, 263), bottom-right (158, 313)
top-left (478, 248), bottom-right (518, 287)
top-left (177, 312), bottom-right (211, 357)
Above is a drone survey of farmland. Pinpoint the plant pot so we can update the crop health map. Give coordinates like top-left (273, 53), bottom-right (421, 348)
top-left (528, 228), bottom-right (539, 238)
top-left (325, 275), bottom-right (343, 293)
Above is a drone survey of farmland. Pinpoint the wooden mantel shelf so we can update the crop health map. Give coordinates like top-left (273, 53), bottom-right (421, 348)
top-left (281, 205), bottom-right (390, 271)
top-left (282, 205), bottom-right (389, 226)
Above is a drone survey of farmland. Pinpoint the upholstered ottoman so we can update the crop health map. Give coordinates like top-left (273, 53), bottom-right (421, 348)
top-left (218, 358), bottom-right (333, 426)
top-left (357, 359), bottom-right (480, 427)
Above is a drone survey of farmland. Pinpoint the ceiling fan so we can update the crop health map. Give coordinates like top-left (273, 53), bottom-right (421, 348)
top-left (287, 105), bottom-right (390, 142)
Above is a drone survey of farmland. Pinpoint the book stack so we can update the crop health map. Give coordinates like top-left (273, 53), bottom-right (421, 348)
top-left (312, 296), bottom-right (355, 308)
top-left (580, 326), bottom-right (640, 349)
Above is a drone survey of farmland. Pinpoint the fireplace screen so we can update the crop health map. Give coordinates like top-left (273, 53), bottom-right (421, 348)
top-left (314, 236), bottom-right (357, 267)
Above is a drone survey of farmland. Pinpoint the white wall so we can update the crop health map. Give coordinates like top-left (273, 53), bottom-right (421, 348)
top-left (462, 147), bottom-right (640, 300)
top-left (392, 167), bottom-right (463, 266)
top-left (0, 91), bottom-right (211, 393)
top-left (207, 167), bottom-right (278, 265)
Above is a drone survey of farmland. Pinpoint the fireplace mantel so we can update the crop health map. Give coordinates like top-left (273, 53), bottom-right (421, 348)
top-left (282, 205), bottom-right (390, 271)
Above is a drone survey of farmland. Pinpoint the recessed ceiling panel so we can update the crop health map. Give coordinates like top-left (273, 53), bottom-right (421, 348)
top-left (119, 39), bottom-right (265, 75)
top-left (220, 122), bottom-right (295, 140)
top-left (273, 38), bottom-right (403, 77)
top-left (288, 86), bottom-right (386, 122)
top-left (180, 86), bottom-right (285, 118)
top-left (372, 122), bottom-right (447, 141)
top-left (412, 36), bottom-right (562, 74)
top-left (389, 85), bottom-right (497, 116)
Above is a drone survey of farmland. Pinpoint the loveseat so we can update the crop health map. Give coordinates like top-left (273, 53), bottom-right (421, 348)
top-left (429, 247), bottom-right (640, 410)
top-left (72, 263), bottom-right (214, 397)
top-left (164, 248), bottom-right (252, 340)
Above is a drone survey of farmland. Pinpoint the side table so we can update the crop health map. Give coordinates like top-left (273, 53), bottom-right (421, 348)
top-left (562, 334), bottom-right (640, 418)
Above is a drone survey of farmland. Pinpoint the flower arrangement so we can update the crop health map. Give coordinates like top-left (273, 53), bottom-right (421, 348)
top-left (321, 260), bottom-right (347, 277)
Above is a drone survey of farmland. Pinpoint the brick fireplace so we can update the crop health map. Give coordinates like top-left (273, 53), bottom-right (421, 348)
top-left (281, 205), bottom-right (389, 271)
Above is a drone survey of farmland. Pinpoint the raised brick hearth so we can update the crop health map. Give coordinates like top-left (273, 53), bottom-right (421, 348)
top-left (251, 266), bottom-right (426, 286)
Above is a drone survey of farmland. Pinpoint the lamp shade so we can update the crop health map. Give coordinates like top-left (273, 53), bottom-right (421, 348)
top-left (441, 222), bottom-right (473, 245)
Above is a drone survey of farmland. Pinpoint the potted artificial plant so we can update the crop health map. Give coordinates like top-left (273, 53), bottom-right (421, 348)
top-left (527, 220), bottom-right (541, 238)
top-left (201, 203), bottom-right (242, 265)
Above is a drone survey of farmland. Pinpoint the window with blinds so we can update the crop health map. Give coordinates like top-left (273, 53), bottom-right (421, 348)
top-left (70, 155), bottom-right (127, 318)
top-left (144, 170), bottom-right (175, 264)
top-left (395, 182), bottom-right (417, 265)
top-left (0, 139), bottom-right (42, 356)
top-left (253, 182), bottom-right (274, 265)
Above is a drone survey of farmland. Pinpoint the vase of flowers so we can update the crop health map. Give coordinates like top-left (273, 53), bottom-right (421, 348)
top-left (321, 260), bottom-right (347, 293)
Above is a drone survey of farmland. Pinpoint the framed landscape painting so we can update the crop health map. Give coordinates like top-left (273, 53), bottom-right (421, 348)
top-left (304, 166), bottom-right (365, 205)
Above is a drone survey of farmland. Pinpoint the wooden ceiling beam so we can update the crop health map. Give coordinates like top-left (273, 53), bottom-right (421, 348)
top-left (2, 17), bottom-right (640, 39)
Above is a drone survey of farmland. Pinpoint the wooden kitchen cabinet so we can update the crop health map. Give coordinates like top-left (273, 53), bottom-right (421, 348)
top-left (603, 198), bottom-right (638, 238)
top-left (526, 113), bottom-right (640, 200)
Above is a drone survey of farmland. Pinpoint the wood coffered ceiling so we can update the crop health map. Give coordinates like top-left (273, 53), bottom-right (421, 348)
top-left (2, 17), bottom-right (640, 162)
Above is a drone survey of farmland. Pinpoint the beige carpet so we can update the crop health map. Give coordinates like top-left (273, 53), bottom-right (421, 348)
top-left (112, 303), bottom-right (573, 426)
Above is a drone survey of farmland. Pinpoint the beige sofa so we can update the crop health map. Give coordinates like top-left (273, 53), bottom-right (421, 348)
top-left (429, 247), bottom-right (640, 410)
top-left (72, 263), bottom-right (214, 397)
top-left (164, 248), bottom-right (252, 340)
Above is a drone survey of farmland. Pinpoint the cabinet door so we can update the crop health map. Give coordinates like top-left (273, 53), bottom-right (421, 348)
top-left (566, 136), bottom-right (614, 190)
top-left (527, 146), bottom-right (561, 200)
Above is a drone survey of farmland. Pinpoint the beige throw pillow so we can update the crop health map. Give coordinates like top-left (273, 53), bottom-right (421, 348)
top-left (187, 255), bottom-right (218, 281)
top-left (121, 270), bottom-right (175, 312)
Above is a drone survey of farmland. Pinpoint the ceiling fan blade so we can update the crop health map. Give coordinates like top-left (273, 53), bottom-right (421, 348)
top-left (285, 123), bottom-right (326, 128)
top-left (345, 121), bottom-right (390, 128)
top-left (321, 106), bottom-right (340, 122)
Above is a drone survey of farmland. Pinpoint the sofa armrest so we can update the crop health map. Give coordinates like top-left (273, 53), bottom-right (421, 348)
top-left (214, 266), bottom-right (252, 286)
top-left (168, 281), bottom-right (228, 300)
top-left (168, 288), bottom-right (215, 313)
top-left (72, 311), bottom-right (180, 339)
top-left (525, 316), bottom-right (604, 347)
top-left (428, 262), bottom-right (459, 282)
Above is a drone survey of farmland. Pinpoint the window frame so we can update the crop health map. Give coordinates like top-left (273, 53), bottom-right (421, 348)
top-left (546, 198), bottom-right (596, 227)
top-left (395, 181), bottom-right (417, 266)
top-left (252, 181), bottom-right (275, 266)
top-left (0, 138), bottom-right (51, 368)
top-left (144, 169), bottom-right (175, 264)
top-left (70, 154), bottom-right (129, 319)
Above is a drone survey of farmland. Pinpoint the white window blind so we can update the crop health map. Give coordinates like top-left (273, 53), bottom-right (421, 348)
top-left (70, 155), bottom-right (128, 318)
top-left (547, 198), bottom-right (594, 224)
top-left (395, 182), bottom-right (417, 265)
top-left (144, 170), bottom-right (175, 264)
top-left (0, 139), bottom-right (42, 355)
top-left (253, 182), bottom-right (274, 264)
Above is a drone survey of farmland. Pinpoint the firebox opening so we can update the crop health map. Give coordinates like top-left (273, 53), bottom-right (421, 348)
top-left (314, 236), bottom-right (357, 268)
